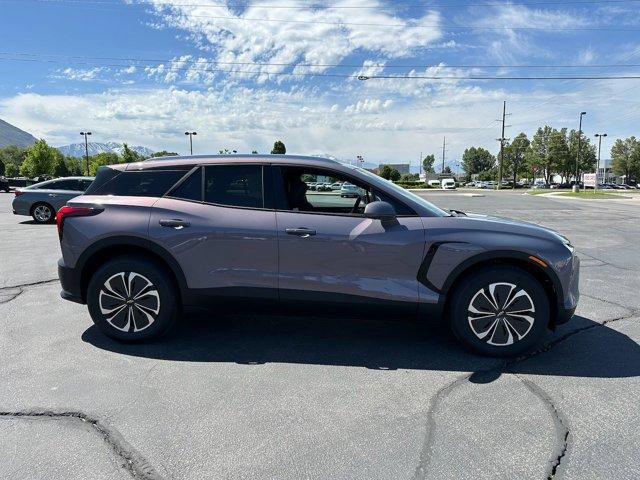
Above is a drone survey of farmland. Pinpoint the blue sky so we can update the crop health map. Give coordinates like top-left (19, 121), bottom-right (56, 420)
top-left (1, 0), bottom-right (639, 165)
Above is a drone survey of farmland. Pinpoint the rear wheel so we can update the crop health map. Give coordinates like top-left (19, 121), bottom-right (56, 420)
top-left (450, 266), bottom-right (550, 357)
top-left (31, 202), bottom-right (54, 223)
top-left (87, 256), bottom-right (178, 342)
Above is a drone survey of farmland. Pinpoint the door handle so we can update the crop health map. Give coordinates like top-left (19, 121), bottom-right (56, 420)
top-left (285, 228), bottom-right (316, 237)
top-left (159, 219), bottom-right (190, 229)
top-left (48, 193), bottom-right (57, 197)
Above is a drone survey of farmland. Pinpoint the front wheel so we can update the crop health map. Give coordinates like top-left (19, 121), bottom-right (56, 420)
top-left (87, 256), bottom-right (178, 342)
top-left (450, 266), bottom-right (550, 357)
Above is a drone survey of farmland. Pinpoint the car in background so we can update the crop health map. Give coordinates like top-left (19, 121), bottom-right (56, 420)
top-left (316, 182), bottom-right (332, 192)
top-left (340, 183), bottom-right (361, 198)
top-left (0, 177), bottom-right (10, 193)
top-left (441, 178), bottom-right (456, 190)
top-left (12, 176), bottom-right (94, 223)
top-left (533, 181), bottom-right (550, 189)
top-left (56, 154), bottom-right (579, 357)
top-left (306, 182), bottom-right (317, 191)
top-left (464, 181), bottom-right (475, 187)
top-left (330, 182), bottom-right (343, 190)
top-left (427, 180), bottom-right (441, 188)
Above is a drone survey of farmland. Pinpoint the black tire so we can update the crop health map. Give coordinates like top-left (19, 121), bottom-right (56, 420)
top-left (86, 256), bottom-right (179, 342)
top-left (449, 266), bottom-right (550, 357)
top-left (31, 202), bottom-right (54, 224)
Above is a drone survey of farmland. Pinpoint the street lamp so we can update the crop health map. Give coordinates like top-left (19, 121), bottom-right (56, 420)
top-left (574, 112), bottom-right (586, 191)
top-left (184, 131), bottom-right (197, 155)
top-left (594, 133), bottom-right (607, 190)
top-left (80, 131), bottom-right (92, 175)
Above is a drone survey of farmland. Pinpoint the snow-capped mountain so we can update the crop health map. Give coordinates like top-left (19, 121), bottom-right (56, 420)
top-left (56, 141), bottom-right (155, 158)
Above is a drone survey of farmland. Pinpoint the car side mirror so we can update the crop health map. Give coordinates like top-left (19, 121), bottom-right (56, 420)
top-left (364, 201), bottom-right (396, 220)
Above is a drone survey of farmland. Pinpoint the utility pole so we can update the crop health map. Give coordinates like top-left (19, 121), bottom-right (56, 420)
top-left (594, 133), bottom-right (607, 192)
top-left (574, 112), bottom-right (586, 191)
top-left (496, 101), bottom-right (510, 190)
top-left (80, 131), bottom-right (92, 175)
top-left (419, 151), bottom-right (422, 176)
top-left (441, 137), bottom-right (446, 174)
top-left (184, 131), bottom-right (197, 155)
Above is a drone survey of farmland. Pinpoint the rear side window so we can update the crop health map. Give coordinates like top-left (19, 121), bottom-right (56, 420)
top-left (168, 167), bottom-right (202, 202)
top-left (87, 169), bottom-right (187, 197)
top-left (49, 179), bottom-right (82, 191)
top-left (204, 165), bottom-right (263, 208)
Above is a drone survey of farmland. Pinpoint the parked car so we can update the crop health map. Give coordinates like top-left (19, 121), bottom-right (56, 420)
top-left (427, 180), bottom-right (441, 188)
top-left (316, 182), bottom-right (331, 192)
top-left (533, 182), bottom-right (550, 189)
top-left (12, 176), bottom-right (94, 223)
top-left (306, 182), bottom-right (317, 191)
top-left (340, 183), bottom-right (361, 198)
top-left (330, 182), bottom-right (343, 190)
top-left (0, 177), bottom-right (10, 193)
top-left (56, 155), bottom-right (579, 357)
top-left (465, 181), bottom-right (475, 187)
top-left (441, 178), bottom-right (456, 190)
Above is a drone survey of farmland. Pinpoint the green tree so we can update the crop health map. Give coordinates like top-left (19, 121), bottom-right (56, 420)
top-left (502, 132), bottom-right (530, 184)
top-left (53, 155), bottom-right (70, 177)
top-left (121, 143), bottom-right (142, 163)
top-left (271, 140), bottom-right (286, 154)
top-left (5, 162), bottom-right (19, 177)
top-left (65, 157), bottom-right (84, 176)
top-left (462, 147), bottom-right (495, 180)
top-left (401, 173), bottom-right (419, 182)
top-left (567, 129), bottom-right (597, 180)
top-left (150, 150), bottom-right (178, 158)
top-left (0, 145), bottom-right (28, 172)
top-left (611, 136), bottom-right (640, 182)
top-left (251, 150), bottom-right (258, 154)
top-left (89, 152), bottom-right (121, 175)
top-left (378, 165), bottom-right (401, 181)
top-left (422, 154), bottom-right (435, 173)
top-left (442, 166), bottom-right (452, 175)
top-left (528, 126), bottom-right (562, 184)
top-left (548, 128), bottom-right (571, 182)
top-left (20, 139), bottom-right (61, 177)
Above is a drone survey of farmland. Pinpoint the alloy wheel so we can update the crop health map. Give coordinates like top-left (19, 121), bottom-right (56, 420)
top-left (467, 282), bottom-right (536, 346)
top-left (33, 204), bottom-right (52, 222)
top-left (98, 272), bottom-right (160, 332)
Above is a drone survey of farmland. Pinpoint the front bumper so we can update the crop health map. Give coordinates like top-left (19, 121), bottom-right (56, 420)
top-left (58, 257), bottom-right (84, 304)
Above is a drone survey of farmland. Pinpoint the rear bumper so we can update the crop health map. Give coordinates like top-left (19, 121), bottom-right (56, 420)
top-left (58, 257), bottom-right (84, 304)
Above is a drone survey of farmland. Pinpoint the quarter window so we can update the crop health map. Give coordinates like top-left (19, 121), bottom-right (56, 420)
top-left (204, 165), bottom-right (263, 208)
top-left (168, 167), bottom-right (202, 202)
top-left (88, 170), bottom-right (187, 197)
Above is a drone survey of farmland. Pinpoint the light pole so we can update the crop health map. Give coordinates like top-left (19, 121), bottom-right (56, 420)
top-left (184, 131), bottom-right (197, 155)
top-left (574, 112), bottom-right (586, 191)
top-left (594, 133), bottom-right (607, 191)
top-left (80, 131), bottom-right (92, 175)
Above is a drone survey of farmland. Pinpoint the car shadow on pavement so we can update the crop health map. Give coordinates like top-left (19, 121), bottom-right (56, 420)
top-left (81, 313), bottom-right (640, 379)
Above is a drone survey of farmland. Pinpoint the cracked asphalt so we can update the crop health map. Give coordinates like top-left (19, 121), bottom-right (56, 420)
top-left (0, 190), bottom-right (638, 480)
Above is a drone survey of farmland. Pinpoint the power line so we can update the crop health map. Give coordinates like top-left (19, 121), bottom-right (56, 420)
top-left (7, 0), bottom-right (640, 9)
top-left (3, 51), bottom-right (640, 70)
top-left (3, 56), bottom-right (640, 80)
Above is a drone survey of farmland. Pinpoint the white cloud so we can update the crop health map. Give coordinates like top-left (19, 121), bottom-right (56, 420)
top-left (138, 0), bottom-right (443, 80)
top-left (54, 67), bottom-right (105, 81)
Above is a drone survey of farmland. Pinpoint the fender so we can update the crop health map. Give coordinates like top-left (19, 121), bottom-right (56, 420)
top-left (76, 235), bottom-right (189, 301)
top-left (418, 243), bottom-right (564, 305)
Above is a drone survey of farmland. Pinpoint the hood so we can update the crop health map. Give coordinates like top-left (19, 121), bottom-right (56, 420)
top-left (448, 212), bottom-right (569, 245)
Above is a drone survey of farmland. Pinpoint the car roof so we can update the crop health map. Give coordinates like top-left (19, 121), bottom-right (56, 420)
top-left (130, 154), bottom-right (341, 170)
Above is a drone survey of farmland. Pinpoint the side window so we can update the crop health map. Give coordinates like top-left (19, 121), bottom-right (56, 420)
top-left (90, 170), bottom-right (187, 197)
top-left (167, 167), bottom-right (202, 202)
top-left (204, 165), bottom-right (263, 208)
top-left (79, 179), bottom-right (94, 191)
top-left (276, 166), bottom-right (415, 216)
top-left (50, 179), bottom-right (78, 191)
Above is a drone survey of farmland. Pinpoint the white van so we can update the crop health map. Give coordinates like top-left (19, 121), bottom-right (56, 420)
top-left (441, 178), bottom-right (456, 190)
top-left (427, 179), bottom-right (441, 188)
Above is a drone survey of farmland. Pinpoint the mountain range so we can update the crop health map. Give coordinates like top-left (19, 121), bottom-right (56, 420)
top-left (56, 141), bottom-right (155, 158)
top-left (0, 119), bottom-right (37, 148)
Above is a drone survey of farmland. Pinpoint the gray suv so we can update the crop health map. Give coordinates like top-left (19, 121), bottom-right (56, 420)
top-left (57, 155), bottom-right (579, 356)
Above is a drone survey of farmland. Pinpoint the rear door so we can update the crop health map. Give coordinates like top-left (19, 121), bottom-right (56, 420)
top-left (271, 165), bottom-right (426, 311)
top-left (40, 178), bottom-right (86, 211)
top-left (149, 164), bottom-right (278, 301)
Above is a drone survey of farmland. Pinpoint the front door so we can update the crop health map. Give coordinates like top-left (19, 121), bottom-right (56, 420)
top-left (272, 165), bottom-right (426, 312)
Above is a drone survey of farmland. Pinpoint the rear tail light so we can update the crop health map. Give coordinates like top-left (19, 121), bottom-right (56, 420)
top-left (56, 205), bottom-right (103, 239)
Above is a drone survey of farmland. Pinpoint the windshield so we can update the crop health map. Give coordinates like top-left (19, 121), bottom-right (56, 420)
top-left (345, 165), bottom-right (450, 217)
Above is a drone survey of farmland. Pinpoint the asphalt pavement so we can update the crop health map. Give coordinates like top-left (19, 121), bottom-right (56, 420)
top-left (0, 189), bottom-right (638, 480)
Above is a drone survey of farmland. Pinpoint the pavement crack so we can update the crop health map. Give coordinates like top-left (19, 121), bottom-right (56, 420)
top-left (411, 373), bottom-right (472, 480)
top-left (413, 310), bottom-right (638, 479)
top-left (0, 279), bottom-right (59, 305)
top-left (516, 376), bottom-right (570, 479)
top-left (0, 409), bottom-right (165, 480)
